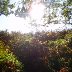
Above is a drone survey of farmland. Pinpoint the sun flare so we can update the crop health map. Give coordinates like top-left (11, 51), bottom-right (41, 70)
top-left (29, 2), bottom-right (45, 21)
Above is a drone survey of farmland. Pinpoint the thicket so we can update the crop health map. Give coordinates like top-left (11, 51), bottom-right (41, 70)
top-left (0, 29), bottom-right (72, 72)
top-left (0, 31), bottom-right (23, 72)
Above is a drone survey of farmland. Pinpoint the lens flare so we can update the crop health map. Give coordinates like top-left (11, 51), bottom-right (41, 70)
top-left (29, 2), bottom-right (45, 21)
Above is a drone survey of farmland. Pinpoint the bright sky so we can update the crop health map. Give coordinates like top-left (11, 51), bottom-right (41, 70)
top-left (0, 14), bottom-right (34, 33)
top-left (0, 0), bottom-right (72, 33)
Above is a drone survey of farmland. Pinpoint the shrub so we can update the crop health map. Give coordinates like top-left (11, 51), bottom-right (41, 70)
top-left (0, 41), bottom-right (24, 72)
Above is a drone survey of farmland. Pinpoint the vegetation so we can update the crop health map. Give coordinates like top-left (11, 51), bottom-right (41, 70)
top-left (0, 0), bottom-right (72, 72)
top-left (62, 0), bottom-right (72, 23)
top-left (0, 0), bottom-right (72, 25)
top-left (0, 31), bottom-right (24, 72)
top-left (0, 29), bottom-right (72, 72)
top-left (0, 0), bottom-right (14, 16)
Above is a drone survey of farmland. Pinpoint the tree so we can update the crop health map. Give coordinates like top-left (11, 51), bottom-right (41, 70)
top-left (14, 0), bottom-right (32, 17)
top-left (67, 0), bottom-right (72, 5)
top-left (62, 0), bottom-right (72, 24)
top-left (0, 0), bottom-right (14, 16)
top-left (0, 0), bottom-right (32, 16)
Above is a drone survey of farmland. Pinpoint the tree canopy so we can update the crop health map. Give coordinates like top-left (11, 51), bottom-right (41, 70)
top-left (0, 0), bottom-right (14, 16)
top-left (0, 0), bottom-right (72, 25)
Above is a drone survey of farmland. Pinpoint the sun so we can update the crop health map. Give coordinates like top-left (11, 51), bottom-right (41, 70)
top-left (29, 2), bottom-right (45, 21)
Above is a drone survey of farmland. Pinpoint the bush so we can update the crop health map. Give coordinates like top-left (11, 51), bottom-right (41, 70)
top-left (0, 41), bottom-right (23, 72)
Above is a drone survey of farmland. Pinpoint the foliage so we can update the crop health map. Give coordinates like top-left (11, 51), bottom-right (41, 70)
top-left (67, 0), bottom-right (72, 5)
top-left (0, 35), bottom-right (24, 72)
top-left (0, 0), bottom-right (14, 16)
top-left (62, 8), bottom-right (70, 18)
top-left (7, 29), bottom-right (72, 72)
top-left (0, 29), bottom-right (72, 72)
top-left (14, 0), bottom-right (32, 17)
top-left (62, 0), bottom-right (72, 23)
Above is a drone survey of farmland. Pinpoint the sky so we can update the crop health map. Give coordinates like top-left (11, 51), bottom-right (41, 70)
top-left (0, 14), bottom-right (34, 33)
top-left (0, 0), bottom-right (72, 33)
